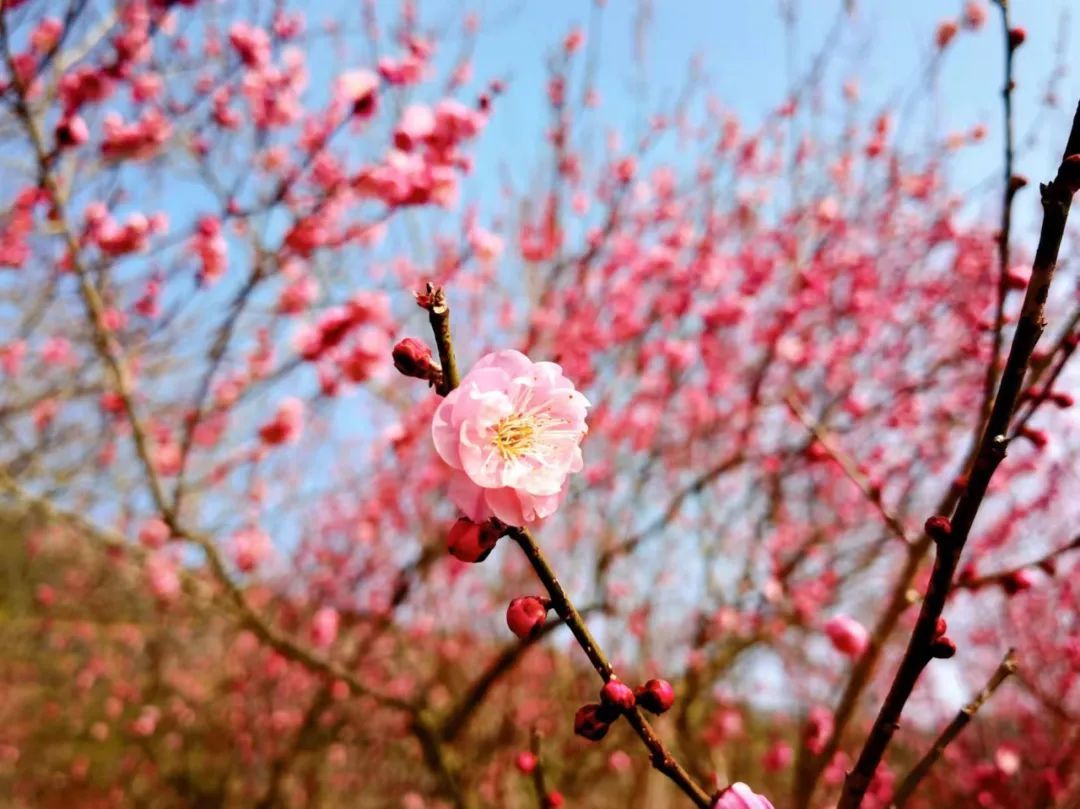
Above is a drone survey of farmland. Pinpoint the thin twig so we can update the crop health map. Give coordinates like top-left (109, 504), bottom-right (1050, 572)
top-left (890, 649), bottom-right (1017, 808)
top-left (784, 392), bottom-right (913, 546)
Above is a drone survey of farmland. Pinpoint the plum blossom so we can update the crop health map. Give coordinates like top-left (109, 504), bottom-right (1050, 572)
top-left (432, 350), bottom-right (589, 526)
top-left (712, 783), bottom-right (775, 809)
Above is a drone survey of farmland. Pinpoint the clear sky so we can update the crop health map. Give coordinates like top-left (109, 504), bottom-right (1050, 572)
top-left (409, 0), bottom-right (1080, 225)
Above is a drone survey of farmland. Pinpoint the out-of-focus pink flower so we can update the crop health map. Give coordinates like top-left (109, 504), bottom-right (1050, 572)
top-left (712, 782), bottom-right (775, 809)
top-left (146, 554), bottom-right (180, 603)
top-left (762, 740), bottom-right (793, 772)
top-left (962, 1), bottom-right (987, 30)
top-left (233, 527), bottom-right (271, 573)
top-left (825, 614), bottom-right (869, 658)
top-left (935, 19), bottom-right (959, 49)
top-left (258, 397), bottom-right (304, 446)
top-left (139, 517), bottom-right (170, 549)
top-left (432, 350), bottom-right (589, 526)
top-left (338, 69), bottom-right (379, 118)
top-left (310, 606), bottom-right (340, 648)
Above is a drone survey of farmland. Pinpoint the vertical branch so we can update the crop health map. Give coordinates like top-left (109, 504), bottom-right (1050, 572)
top-left (838, 101), bottom-right (1080, 809)
top-left (419, 283), bottom-right (460, 394)
top-left (981, 0), bottom-right (1021, 425)
top-left (891, 649), bottom-right (1017, 807)
top-left (530, 729), bottom-right (551, 809)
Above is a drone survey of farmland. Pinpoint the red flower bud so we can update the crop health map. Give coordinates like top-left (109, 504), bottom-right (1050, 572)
top-left (1008, 26), bottom-right (1026, 49)
top-left (1001, 568), bottom-right (1035, 595)
top-left (515, 751), bottom-right (537, 774)
top-left (635, 678), bottom-right (675, 715)
top-left (1017, 426), bottom-right (1048, 449)
top-left (506, 596), bottom-right (550, 640)
top-left (392, 337), bottom-right (439, 382)
top-left (958, 563), bottom-right (979, 588)
top-left (573, 703), bottom-right (612, 741)
top-left (600, 679), bottom-right (637, 713)
top-left (446, 517), bottom-right (502, 563)
top-left (545, 791), bottom-right (564, 808)
top-left (930, 637), bottom-right (957, 659)
top-left (1008, 174), bottom-right (1029, 194)
top-left (1051, 392), bottom-right (1074, 409)
top-left (925, 515), bottom-right (953, 544)
top-left (934, 617), bottom-right (948, 638)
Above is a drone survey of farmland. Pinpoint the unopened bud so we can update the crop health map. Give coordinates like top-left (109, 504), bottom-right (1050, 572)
top-left (573, 703), bottom-right (612, 741)
top-left (1017, 426), bottom-right (1048, 449)
top-left (515, 751), bottom-right (537, 774)
top-left (600, 679), bottom-right (637, 713)
top-left (635, 678), bottom-right (675, 715)
top-left (446, 517), bottom-right (502, 563)
top-left (1001, 568), bottom-right (1036, 595)
top-left (1008, 26), bottom-right (1026, 49)
top-left (392, 337), bottom-right (439, 382)
top-left (506, 596), bottom-right (551, 640)
top-left (925, 515), bottom-right (953, 545)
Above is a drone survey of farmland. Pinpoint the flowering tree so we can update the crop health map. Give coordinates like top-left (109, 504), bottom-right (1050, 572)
top-left (1, 1), bottom-right (1078, 808)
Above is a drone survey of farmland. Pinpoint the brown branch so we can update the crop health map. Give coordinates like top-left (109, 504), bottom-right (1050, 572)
top-left (891, 649), bottom-right (1017, 808)
top-left (980, 0), bottom-right (1021, 428)
top-left (417, 283), bottom-right (460, 395)
top-left (529, 728), bottom-right (552, 809)
top-left (421, 295), bottom-right (711, 808)
top-left (439, 604), bottom-right (604, 743)
top-left (508, 527), bottom-right (712, 808)
top-left (838, 100), bottom-right (1080, 809)
top-left (953, 533), bottom-right (1080, 592)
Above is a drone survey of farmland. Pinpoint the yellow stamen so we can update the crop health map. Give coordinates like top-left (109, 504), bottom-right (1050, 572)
top-left (492, 413), bottom-right (536, 460)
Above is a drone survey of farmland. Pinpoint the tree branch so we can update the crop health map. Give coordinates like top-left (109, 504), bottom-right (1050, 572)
top-left (838, 99), bottom-right (1080, 809)
top-left (890, 649), bottom-right (1017, 808)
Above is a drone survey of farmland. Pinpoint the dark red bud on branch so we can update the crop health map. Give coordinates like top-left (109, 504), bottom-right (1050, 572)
top-left (600, 679), bottom-right (637, 713)
top-left (544, 791), bottom-right (564, 808)
top-left (506, 596), bottom-right (551, 640)
top-left (934, 617), bottom-right (947, 638)
top-left (635, 678), bottom-right (675, 715)
top-left (573, 703), bottom-right (612, 741)
top-left (392, 337), bottom-right (440, 382)
top-left (930, 637), bottom-right (957, 659)
top-left (1050, 392), bottom-right (1074, 408)
top-left (1001, 569), bottom-right (1035, 595)
top-left (515, 751), bottom-right (537, 774)
top-left (1017, 426), bottom-right (1048, 449)
top-left (446, 518), bottom-right (502, 563)
top-left (1008, 174), bottom-right (1029, 195)
top-left (1008, 26), bottom-right (1026, 49)
top-left (925, 515), bottom-right (953, 545)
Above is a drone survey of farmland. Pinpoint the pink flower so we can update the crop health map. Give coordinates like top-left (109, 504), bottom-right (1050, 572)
top-left (310, 606), bottom-right (340, 648)
top-left (258, 397), bottom-right (304, 446)
top-left (712, 783), bottom-right (775, 809)
top-left (825, 615), bottom-right (869, 658)
top-left (139, 517), bottom-right (170, 549)
top-left (432, 350), bottom-right (589, 526)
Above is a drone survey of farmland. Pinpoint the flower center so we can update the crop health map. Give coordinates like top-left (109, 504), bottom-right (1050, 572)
top-left (492, 413), bottom-right (537, 460)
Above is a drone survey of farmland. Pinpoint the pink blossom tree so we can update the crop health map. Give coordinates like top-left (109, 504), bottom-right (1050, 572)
top-left (1, 1), bottom-right (1078, 807)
